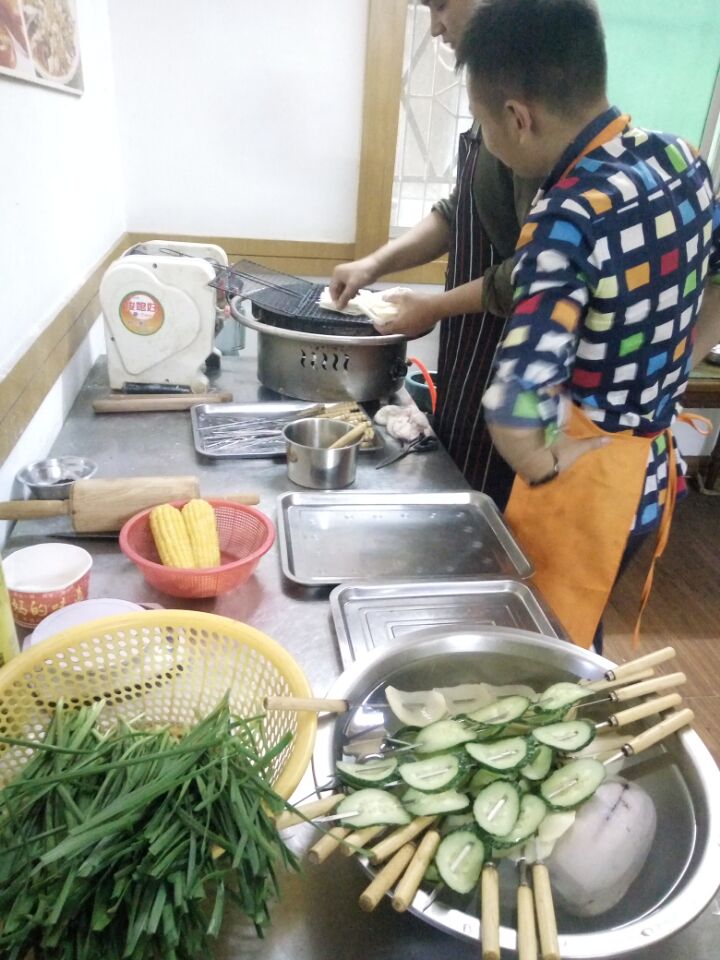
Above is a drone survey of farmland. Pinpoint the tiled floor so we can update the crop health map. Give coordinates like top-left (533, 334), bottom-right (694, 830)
top-left (604, 486), bottom-right (720, 762)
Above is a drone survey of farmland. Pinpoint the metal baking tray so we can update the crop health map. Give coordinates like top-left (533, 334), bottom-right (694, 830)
top-left (330, 578), bottom-right (564, 667)
top-left (191, 402), bottom-right (382, 459)
top-left (277, 491), bottom-right (533, 586)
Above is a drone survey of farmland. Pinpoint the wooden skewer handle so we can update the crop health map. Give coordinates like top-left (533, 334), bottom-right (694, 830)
top-left (481, 864), bottom-right (501, 960)
top-left (613, 671), bottom-right (686, 702)
top-left (263, 696), bottom-right (348, 714)
top-left (275, 794), bottom-right (343, 830)
top-left (328, 423), bottom-right (368, 449)
top-left (609, 693), bottom-right (682, 728)
top-left (391, 830), bottom-right (441, 912)
top-left (0, 500), bottom-right (71, 519)
top-left (340, 825), bottom-right (386, 856)
top-left (359, 843), bottom-right (416, 912)
top-left (624, 708), bottom-right (694, 756)
top-left (533, 863), bottom-right (560, 960)
top-left (584, 668), bottom-right (654, 692)
top-left (92, 392), bottom-right (233, 412)
top-left (517, 883), bottom-right (538, 960)
top-left (607, 646), bottom-right (675, 681)
top-left (368, 815), bottom-right (437, 864)
top-left (217, 493), bottom-right (260, 505)
top-left (307, 826), bottom-right (350, 865)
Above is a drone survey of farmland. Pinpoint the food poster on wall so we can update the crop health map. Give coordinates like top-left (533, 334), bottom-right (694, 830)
top-left (0, 0), bottom-right (82, 95)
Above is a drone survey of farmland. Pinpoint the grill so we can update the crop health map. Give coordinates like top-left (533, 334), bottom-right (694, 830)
top-left (213, 259), bottom-right (379, 337)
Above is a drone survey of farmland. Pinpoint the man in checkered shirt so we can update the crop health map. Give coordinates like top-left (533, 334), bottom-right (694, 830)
top-left (456, 0), bottom-right (719, 649)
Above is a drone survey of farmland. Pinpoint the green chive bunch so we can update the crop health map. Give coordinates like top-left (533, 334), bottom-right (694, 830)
top-left (0, 696), bottom-right (299, 959)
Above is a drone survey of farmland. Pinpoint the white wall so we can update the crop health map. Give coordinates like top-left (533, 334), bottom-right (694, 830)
top-left (0, 0), bottom-right (125, 378)
top-left (0, 0), bottom-right (124, 537)
top-left (107, 0), bottom-right (368, 241)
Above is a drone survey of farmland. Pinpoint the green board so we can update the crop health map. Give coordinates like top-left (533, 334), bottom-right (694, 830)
top-left (600, 0), bottom-right (720, 148)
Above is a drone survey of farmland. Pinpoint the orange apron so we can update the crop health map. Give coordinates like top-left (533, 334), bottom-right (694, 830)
top-left (503, 113), bottom-right (711, 648)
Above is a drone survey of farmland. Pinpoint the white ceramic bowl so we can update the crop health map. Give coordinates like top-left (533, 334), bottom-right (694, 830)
top-left (29, 598), bottom-right (144, 646)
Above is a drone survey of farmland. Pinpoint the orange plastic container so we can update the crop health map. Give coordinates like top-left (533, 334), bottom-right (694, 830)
top-left (119, 499), bottom-right (275, 598)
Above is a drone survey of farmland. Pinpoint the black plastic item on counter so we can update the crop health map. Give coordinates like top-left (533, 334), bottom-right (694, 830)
top-left (212, 259), bottom-right (379, 337)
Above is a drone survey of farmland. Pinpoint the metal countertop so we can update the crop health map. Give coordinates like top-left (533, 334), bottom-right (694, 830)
top-left (8, 356), bottom-right (719, 960)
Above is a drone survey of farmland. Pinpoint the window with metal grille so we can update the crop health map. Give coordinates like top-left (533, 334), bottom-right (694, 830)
top-left (390, 0), bottom-right (472, 238)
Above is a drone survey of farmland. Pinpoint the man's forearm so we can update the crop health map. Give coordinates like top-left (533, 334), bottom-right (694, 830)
top-left (487, 422), bottom-right (556, 482)
top-left (371, 211), bottom-right (450, 276)
top-left (422, 278), bottom-right (486, 322)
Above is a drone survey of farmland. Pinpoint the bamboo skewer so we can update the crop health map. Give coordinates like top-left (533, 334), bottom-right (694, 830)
top-left (359, 842), bottom-right (416, 912)
top-left (481, 861), bottom-right (501, 960)
top-left (532, 858), bottom-right (560, 960)
top-left (368, 816), bottom-right (438, 864)
top-left (307, 827), bottom-right (352, 865)
top-left (392, 830), bottom-right (441, 912)
top-left (340, 825), bottom-right (386, 856)
top-left (275, 793), bottom-right (344, 830)
top-left (580, 672), bottom-right (686, 709)
top-left (516, 860), bottom-right (538, 960)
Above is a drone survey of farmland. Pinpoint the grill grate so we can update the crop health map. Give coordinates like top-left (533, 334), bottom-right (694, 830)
top-left (212, 259), bottom-right (379, 337)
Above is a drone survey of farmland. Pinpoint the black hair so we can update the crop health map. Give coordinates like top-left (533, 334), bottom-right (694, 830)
top-left (456, 0), bottom-right (607, 115)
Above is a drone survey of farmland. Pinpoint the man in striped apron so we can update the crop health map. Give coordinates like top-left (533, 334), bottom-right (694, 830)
top-left (330, 0), bottom-right (541, 509)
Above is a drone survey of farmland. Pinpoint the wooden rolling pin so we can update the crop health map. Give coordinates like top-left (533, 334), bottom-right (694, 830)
top-left (0, 477), bottom-right (259, 532)
top-left (93, 391), bottom-right (233, 413)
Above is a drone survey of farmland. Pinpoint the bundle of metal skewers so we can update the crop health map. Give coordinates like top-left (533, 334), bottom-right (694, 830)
top-left (198, 402), bottom-right (376, 455)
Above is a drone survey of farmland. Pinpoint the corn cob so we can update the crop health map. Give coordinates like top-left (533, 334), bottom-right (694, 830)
top-left (149, 503), bottom-right (195, 568)
top-left (182, 499), bottom-right (221, 568)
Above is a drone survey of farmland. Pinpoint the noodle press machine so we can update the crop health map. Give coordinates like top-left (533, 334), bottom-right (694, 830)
top-left (100, 240), bottom-right (229, 393)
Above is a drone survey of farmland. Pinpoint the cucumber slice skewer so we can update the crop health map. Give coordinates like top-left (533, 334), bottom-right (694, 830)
top-left (540, 758), bottom-right (606, 810)
top-left (414, 719), bottom-right (477, 754)
top-left (336, 757), bottom-right (398, 788)
top-left (403, 788), bottom-right (471, 817)
top-left (473, 781), bottom-right (521, 837)
top-left (465, 736), bottom-right (532, 772)
top-left (533, 719), bottom-right (596, 753)
top-left (398, 754), bottom-right (463, 793)
top-left (435, 830), bottom-right (486, 894)
top-left (337, 788), bottom-right (411, 827)
top-left (520, 744), bottom-right (554, 781)
top-left (466, 695), bottom-right (531, 727)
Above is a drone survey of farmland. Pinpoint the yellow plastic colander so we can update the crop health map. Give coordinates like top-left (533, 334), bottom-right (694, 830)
top-left (0, 610), bottom-right (316, 798)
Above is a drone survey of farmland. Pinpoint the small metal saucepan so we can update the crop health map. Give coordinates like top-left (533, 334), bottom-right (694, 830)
top-left (282, 419), bottom-right (361, 489)
top-left (16, 457), bottom-right (98, 500)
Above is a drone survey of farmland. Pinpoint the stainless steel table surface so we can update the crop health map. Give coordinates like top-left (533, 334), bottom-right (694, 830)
top-left (8, 356), bottom-right (719, 960)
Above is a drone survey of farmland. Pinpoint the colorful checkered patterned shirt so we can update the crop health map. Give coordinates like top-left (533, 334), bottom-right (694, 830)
top-left (483, 106), bottom-right (718, 533)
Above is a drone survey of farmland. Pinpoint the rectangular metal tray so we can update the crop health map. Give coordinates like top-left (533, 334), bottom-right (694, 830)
top-left (329, 578), bottom-right (564, 668)
top-left (191, 402), bottom-right (383, 459)
top-left (277, 491), bottom-right (533, 586)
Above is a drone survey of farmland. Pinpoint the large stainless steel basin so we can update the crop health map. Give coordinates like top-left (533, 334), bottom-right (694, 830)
top-left (313, 628), bottom-right (720, 958)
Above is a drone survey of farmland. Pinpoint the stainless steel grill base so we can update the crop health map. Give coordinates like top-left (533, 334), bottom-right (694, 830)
top-left (231, 298), bottom-right (408, 402)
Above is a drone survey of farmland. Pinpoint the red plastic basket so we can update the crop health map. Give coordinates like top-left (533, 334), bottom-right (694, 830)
top-left (119, 499), bottom-right (275, 598)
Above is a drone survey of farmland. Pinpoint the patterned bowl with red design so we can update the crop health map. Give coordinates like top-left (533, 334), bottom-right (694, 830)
top-left (3, 543), bottom-right (93, 629)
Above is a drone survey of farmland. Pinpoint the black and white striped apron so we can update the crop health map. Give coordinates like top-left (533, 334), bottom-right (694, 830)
top-left (434, 128), bottom-right (515, 510)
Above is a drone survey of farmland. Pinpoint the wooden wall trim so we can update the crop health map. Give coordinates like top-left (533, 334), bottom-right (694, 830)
top-left (0, 237), bottom-right (128, 467)
top-left (354, 0), bottom-right (408, 259)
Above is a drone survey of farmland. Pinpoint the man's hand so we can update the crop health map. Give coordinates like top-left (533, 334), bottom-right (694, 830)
top-left (550, 433), bottom-right (610, 477)
top-left (488, 421), bottom-right (609, 484)
top-left (373, 290), bottom-right (440, 338)
top-left (329, 256), bottom-right (381, 310)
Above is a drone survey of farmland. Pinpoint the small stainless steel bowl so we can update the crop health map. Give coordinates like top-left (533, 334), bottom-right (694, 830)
top-left (16, 457), bottom-right (98, 500)
top-left (282, 418), bottom-right (359, 489)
